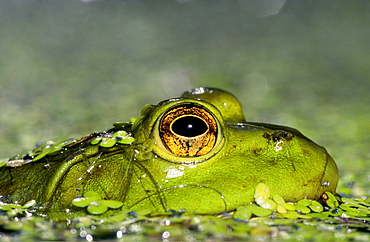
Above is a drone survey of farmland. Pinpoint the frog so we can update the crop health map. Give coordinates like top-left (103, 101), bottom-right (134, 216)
top-left (0, 87), bottom-right (339, 220)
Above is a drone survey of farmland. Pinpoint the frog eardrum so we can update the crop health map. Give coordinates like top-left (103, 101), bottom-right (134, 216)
top-left (159, 104), bottom-right (218, 157)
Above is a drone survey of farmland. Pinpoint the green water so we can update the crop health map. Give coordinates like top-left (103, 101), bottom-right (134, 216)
top-left (0, 0), bottom-right (369, 240)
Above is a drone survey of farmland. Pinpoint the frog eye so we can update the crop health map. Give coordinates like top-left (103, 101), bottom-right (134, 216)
top-left (159, 104), bottom-right (217, 157)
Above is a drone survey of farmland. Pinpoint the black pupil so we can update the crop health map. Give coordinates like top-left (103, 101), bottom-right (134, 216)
top-left (171, 116), bottom-right (208, 137)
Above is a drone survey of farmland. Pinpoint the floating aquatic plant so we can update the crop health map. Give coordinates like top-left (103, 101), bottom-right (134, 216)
top-left (0, 184), bottom-right (369, 241)
top-left (0, 200), bottom-right (36, 217)
top-left (234, 183), bottom-right (341, 220)
top-left (90, 130), bottom-right (135, 148)
top-left (72, 191), bottom-right (124, 215)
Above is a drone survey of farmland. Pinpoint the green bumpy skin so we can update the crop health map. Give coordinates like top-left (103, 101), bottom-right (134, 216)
top-left (0, 87), bottom-right (338, 220)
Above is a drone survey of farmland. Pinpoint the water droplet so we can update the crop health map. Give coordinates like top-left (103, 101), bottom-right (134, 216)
top-left (116, 230), bottom-right (123, 239)
top-left (162, 231), bottom-right (170, 239)
top-left (79, 230), bottom-right (87, 237)
top-left (86, 234), bottom-right (93, 241)
top-left (321, 181), bottom-right (330, 187)
top-left (274, 141), bottom-right (283, 151)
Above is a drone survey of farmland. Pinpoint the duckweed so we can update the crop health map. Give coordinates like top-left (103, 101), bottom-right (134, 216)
top-left (2, 128), bottom-right (138, 170)
top-left (238, 184), bottom-right (347, 220)
top-left (0, 200), bottom-right (36, 217)
top-left (247, 204), bottom-right (273, 217)
top-left (90, 130), bottom-right (135, 147)
top-left (72, 191), bottom-right (124, 215)
top-left (272, 194), bottom-right (285, 205)
top-left (3, 139), bottom-right (77, 167)
top-left (282, 202), bottom-right (296, 211)
top-left (31, 139), bottom-right (76, 162)
top-left (238, 183), bottom-right (369, 225)
top-left (295, 204), bottom-right (311, 214)
top-left (276, 204), bottom-right (287, 214)
top-left (309, 200), bottom-right (324, 213)
top-left (98, 138), bottom-right (117, 148)
top-left (0, 184), bottom-right (369, 241)
top-left (254, 183), bottom-right (278, 211)
top-left (234, 206), bottom-right (252, 220)
top-left (297, 199), bottom-right (312, 206)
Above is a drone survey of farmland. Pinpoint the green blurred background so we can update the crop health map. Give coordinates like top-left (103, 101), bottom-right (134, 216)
top-left (0, 0), bottom-right (368, 195)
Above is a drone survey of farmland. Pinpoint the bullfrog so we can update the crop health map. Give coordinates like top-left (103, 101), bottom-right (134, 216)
top-left (0, 87), bottom-right (338, 219)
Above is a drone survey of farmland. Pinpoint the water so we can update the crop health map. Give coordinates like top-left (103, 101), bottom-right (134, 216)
top-left (0, 1), bottom-right (369, 240)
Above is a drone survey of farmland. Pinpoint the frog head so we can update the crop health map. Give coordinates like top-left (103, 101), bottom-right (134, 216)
top-left (125, 87), bottom-right (338, 213)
